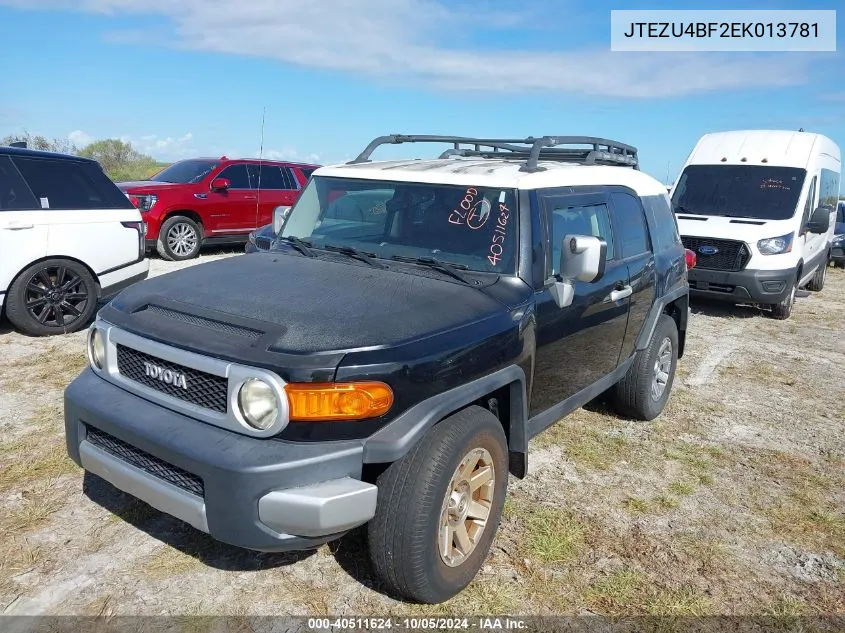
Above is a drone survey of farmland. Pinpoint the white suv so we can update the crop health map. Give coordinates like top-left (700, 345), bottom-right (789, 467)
top-left (0, 145), bottom-right (149, 336)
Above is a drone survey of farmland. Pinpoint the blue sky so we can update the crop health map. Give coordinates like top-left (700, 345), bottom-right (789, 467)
top-left (0, 0), bottom-right (843, 184)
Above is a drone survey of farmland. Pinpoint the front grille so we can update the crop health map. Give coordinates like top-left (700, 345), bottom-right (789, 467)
top-left (681, 236), bottom-right (751, 271)
top-left (86, 426), bottom-right (204, 497)
top-left (139, 305), bottom-right (263, 340)
top-left (116, 344), bottom-right (228, 413)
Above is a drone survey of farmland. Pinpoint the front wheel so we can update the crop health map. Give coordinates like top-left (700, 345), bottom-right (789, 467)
top-left (156, 216), bottom-right (202, 261)
top-left (611, 313), bottom-right (679, 421)
top-left (367, 406), bottom-right (508, 604)
top-left (768, 281), bottom-right (796, 320)
top-left (5, 259), bottom-right (99, 336)
top-left (806, 259), bottom-right (827, 292)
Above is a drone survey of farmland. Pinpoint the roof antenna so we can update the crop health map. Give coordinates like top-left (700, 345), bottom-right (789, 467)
top-left (255, 106), bottom-right (266, 229)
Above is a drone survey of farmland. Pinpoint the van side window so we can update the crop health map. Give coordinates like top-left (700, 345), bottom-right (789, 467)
top-left (802, 176), bottom-right (817, 227)
top-left (609, 192), bottom-right (651, 257)
top-left (818, 168), bottom-right (841, 210)
top-left (546, 201), bottom-right (615, 275)
top-left (0, 156), bottom-right (39, 211)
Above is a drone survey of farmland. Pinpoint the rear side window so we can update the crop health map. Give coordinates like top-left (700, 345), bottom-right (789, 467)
top-left (300, 167), bottom-right (316, 180)
top-left (11, 157), bottom-right (134, 210)
top-left (645, 194), bottom-right (682, 251)
top-left (609, 192), bottom-right (651, 258)
top-left (248, 165), bottom-right (291, 190)
top-left (218, 164), bottom-right (252, 189)
top-left (0, 156), bottom-right (39, 210)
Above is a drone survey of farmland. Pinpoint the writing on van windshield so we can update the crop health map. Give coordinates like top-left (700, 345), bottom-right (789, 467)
top-left (759, 178), bottom-right (792, 191)
top-left (489, 192), bottom-right (511, 267)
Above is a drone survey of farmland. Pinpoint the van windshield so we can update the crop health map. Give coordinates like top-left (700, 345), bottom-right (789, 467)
top-left (671, 165), bottom-right (806, 221)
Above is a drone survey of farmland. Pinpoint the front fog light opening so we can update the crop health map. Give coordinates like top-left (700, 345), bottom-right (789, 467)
top-left (88, 327), bottom-right (105, 370)
top-left (237, 379), bottom-right (280, 430)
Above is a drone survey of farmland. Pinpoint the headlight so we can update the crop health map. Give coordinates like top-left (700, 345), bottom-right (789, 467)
top-left (757, 233), bottom-right (794, 255)
top-left (832, 234), bottom-right (845, 245)
top-left (129, 194), bottom-right (157, 211)
top-left (247, 231), bottom-right (256, 245)
top-left (237, 379), bottom-right (279, 430)
top-left (87, 327), bottom-right (105, 370)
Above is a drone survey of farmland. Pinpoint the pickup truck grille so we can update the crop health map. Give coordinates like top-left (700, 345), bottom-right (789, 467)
top-left (86, 426), bottom-right (204, 497)
top-left (116, 344), bottom-right (228, 413)
top-left (681, 236), bottom-right (751, 272)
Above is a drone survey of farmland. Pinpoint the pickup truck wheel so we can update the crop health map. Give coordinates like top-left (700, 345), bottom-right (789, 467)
top-left (768, 281), bottom-right (796, 320)
top-left (156, 216), bottom-right (202, 261)
top-left (611, 314), bottom-right (678, 421)
top-left (805, 259), bottom-right (827, 292)
top-left (367, 405), bottom-right (508, 604)
top-left (5, 259), bottom-right (98, 336)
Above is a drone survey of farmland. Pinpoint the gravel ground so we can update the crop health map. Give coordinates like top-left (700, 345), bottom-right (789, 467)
top-left (1, 250), bottom-right (843, 621)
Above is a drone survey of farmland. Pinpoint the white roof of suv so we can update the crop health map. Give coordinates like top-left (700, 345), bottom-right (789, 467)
top-left (314, 135), bottom-right (667, 198)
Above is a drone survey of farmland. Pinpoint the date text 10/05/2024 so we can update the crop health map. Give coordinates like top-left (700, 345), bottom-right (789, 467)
top-left (307, 617), bottom-right (528, 630)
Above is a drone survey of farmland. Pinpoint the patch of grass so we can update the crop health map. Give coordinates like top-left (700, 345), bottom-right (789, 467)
top-left (763, 594), bottom-right (807, 617)
top-left (667, 481), bottom-right (696, 496)
top-left (144, 545), bottom-right (207, 579)
top-left (1, 497), bottom-right (62, 533)
top-left (653, 494), bottom-right (679, 511)
top-left (0, 439), bottom-right (78, 493)
top-left (5, 348), bottom-right (87, 390)
top-left (644, 585), bottom-right (710, 617)
top-left (565, 432), bottom-right (631, 471)
top-left (587, 570), bottom-right (648, 614)
top-left (440, 578), bottom-right (526, 615)
top-left (520, 505), bottom-right (585, 564)
top-left (624, 498), bottom-right (651, 514)
top-left (765, 502), bottom-right (845, 558)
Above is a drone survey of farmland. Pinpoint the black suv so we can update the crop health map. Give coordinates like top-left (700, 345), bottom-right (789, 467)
top-left (64, 135), bottom-right (691, 604)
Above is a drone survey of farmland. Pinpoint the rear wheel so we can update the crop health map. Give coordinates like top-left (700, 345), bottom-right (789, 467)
top-left (806, 258), bottom-right (828, 292)
top-left (156, 215), bottom-right (202, 261)
top-left (768, 281), bottom-right (796, 320)
top-left (5, 259), bottom-right (98, 336)
top-left (367, 406), bottom-right (508, 604)
top-left (611, 314), bottom-right (678, 421)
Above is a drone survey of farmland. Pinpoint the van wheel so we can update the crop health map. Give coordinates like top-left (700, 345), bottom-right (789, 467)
top-left (5, 259), bottom-right (99, 336)
top-left (806, 259), bottom-right (827, 291)
top-left (611, 314), bottom-right (678, 421)
top-left (768, 281), bottom-right (796, 320)
top-left (367, 406), bottom-right (508, 604)
top-left (157, 216), bottom-right (202, 261)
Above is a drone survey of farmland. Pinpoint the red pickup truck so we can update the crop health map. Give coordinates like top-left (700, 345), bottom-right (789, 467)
top-left (118, 157), bottom-right (319, 260)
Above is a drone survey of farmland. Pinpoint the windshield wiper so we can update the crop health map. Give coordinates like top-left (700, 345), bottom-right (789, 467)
top-left (391, 255), bottom-right (475, 285)
top-left (277, 236), bottom-right (315, 257)
top-left (322, 244), bottom-right (386, 268)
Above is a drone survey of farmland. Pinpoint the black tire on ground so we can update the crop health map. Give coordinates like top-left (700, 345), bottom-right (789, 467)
top-left (156, 215), bottom-right (202, 261)
top-left (768, 280), bottom-right (796, 320)
top-left (367, 405), bottom-right (508, 604)
top-left (5, 259), bottom-right (99, 336)
top-left (806, 258), bottom-right (828, 292)
top-left (611, 313), bottom-right (679, 421)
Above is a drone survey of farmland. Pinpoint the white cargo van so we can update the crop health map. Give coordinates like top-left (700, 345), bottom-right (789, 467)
top-left (669, 130), bottom-right (840, 319)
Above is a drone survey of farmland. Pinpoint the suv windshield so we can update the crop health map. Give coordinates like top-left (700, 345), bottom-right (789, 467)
top-left (280, 176), bottom-right (518, 274)
top-left (151, 159), bottom-right (219, 184)
top-left (671, 165), bottom-right (806, 221)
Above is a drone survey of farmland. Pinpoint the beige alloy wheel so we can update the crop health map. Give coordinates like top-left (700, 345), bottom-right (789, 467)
top-left (438, 447), bottom-right (496, 567)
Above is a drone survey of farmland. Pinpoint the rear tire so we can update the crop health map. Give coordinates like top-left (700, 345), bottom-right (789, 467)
top-left (156, 215), bottom-right (202, 261)
top-left (5, 259), bottom-right (98, 336)
top-left (611, 314), bottom-right (678, 421)
top-left (806, 258), bottom-right (828, 292)
top-left (367, 405), bottom-right (508, 604)
top-left (768, 281), bottom-right (796, 320)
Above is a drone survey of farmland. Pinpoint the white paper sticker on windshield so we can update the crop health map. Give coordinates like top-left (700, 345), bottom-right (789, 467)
top-left (40, 197), bottom-right (50, 209)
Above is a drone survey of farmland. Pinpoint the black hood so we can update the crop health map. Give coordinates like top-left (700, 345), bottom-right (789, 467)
top-left (101, 252), bottom-right (519, 379)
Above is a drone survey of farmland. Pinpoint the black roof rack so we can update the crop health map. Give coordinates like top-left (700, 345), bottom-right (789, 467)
top-left (348, 134), bottom-right (639, 172)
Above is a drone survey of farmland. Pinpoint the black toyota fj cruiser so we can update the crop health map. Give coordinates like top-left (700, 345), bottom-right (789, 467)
top-left (64, 135), bottom-right (691, 604)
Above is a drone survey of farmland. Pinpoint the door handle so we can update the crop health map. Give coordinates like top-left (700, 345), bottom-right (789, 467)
top-left (607, 284), bottom-right (633, 302)
top-left (244, 195), bottom-right (258, 200)
top-left (3, 222), bottom-right (34, 230)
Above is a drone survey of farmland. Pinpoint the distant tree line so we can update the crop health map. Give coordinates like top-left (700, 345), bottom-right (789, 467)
top-left (1, 131), bottom-right (170, 182)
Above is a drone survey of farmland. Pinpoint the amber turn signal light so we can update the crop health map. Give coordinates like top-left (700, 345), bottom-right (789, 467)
top-left (285, 381), bottom-right (393, 421)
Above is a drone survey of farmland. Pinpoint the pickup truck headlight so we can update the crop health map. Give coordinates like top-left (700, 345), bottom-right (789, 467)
top-left (87, 327), bottom-right (105, 370)
top-left (757, 233), bottom-right (793, 255)
top-left (237, 379), bottom-right (279, 430)
top-left (129, 194), bottom-right (157, 211)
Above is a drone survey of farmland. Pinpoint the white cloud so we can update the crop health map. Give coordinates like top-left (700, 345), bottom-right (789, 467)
top-left (256, 147), bottom-right (322, 164)
top-left (0, 0), bottom-right (829, 98)
top-left (68, 129), bottom-right (92, 146)
top-left (121, 132), bottom-right (197, 160)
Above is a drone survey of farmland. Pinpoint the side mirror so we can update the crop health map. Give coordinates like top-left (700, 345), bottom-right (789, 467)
top-left (806, 206), bottom-right (831, 234)
top-left (273, 206), bottom-right (292, 234)
top-left (210, 177), bottom-right (231, 192)
top-left (549, 235), bottom-right (607, 309)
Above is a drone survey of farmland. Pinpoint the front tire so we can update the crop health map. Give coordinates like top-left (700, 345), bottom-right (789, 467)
top-left (156, 216), bottom-right (202, 261)
top-left (768, 280), bottom-right (796, 320)
top-left (611, 313), bottom-right (678, 421)
top-left (367, 406), bottom-right (508, 604)
top-left (806, 258), bottom-right (828, 292)
top-left (5, 259), bottom-right (99, 336)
